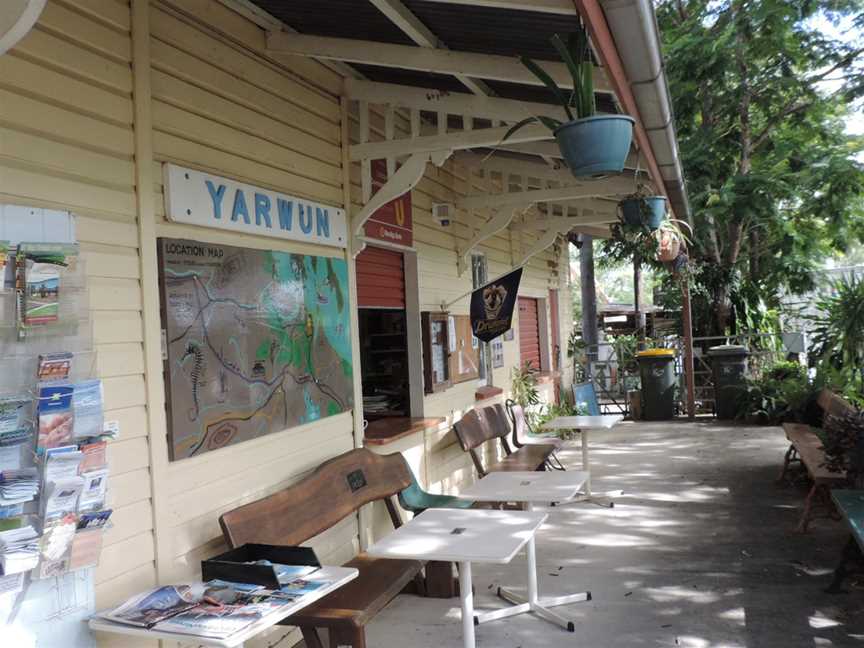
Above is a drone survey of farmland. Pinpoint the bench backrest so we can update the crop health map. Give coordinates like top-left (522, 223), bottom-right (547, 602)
top-left (573, 382), bottom-right (601, 416)
top-left (480, 404), bottom-right (510, 438)
top-left (220, 448), bottom-right (411, 549)
top-left (818, 389), bottom-right (857, 420)
top-left (452, 409), bottom-right (498, 452)
top-left (506, 401), bottom-right (531, 446)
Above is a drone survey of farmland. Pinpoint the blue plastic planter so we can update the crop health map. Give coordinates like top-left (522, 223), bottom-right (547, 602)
top-left (620, 196), bottom-right (667, 229)
top-left (554, 115), bottom-right (635, 177)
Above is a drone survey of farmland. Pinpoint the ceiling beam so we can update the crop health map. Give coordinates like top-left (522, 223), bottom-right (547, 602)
top-left (367, 0), bottom-right (492, 96)
top-left (456, 183), bottom-right (625, 209)
top-left (349, 123), bottom-right (550, 160)
top-left (344, 79), bottom-right (567, 123)
top-left (413, 0), bottom-right (578, 14)
top-left (266, 32), bottom-right (612, 93)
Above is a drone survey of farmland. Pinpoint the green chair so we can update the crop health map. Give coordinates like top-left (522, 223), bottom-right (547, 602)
top-left (398, 468), bottom-right (474, 516)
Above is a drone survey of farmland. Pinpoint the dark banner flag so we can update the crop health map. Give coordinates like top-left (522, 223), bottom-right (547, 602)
top-left (470, 267), bottom-right (523, 342)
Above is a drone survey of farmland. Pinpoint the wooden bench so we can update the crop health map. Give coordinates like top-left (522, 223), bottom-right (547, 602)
top-left (453, 407), bottom-right (556, 477)
top-left (220, 448), bottom-right (425, 648)
top-left (827, 489), bottom-right (864, 592)
top-left (778, 389), bottom-right (854, 532)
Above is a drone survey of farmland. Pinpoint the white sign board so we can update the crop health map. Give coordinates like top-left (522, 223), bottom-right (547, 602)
top-left (163, 164), bottom-right (347, 248)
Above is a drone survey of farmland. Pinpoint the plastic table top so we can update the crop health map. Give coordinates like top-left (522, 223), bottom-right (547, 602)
top-left (366, 508), bottom-right (547, 564)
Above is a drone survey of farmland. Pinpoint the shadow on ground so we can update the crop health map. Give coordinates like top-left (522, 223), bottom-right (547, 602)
top-left (362, 420), bottom-right (864, 647)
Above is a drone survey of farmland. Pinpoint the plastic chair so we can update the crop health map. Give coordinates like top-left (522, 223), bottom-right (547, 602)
top-left (573, 382), bottom-right (601, 416)
top-left (398, 467), bottom-right (474, 516)
top-left (505, 399), bottom-right (566, 471)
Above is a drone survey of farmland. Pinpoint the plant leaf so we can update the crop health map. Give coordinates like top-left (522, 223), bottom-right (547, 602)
top-left (535, 115), bottom-right (564, 131)
top-left (551, 34), bottom-right (583, 115)
top-left (519, 55), bottom-right (573, 120)
top-left (501, 116), bottom-right (542, 142)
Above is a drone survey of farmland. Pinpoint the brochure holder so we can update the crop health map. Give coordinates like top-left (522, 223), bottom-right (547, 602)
top-left (201, 544), bottom-right (321, 589)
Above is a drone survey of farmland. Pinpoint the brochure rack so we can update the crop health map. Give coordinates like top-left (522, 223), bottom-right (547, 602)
top-left (0, 242), bottom-right (110, 626)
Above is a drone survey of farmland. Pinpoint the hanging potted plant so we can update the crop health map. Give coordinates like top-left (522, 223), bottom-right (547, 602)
top-left (502, 24), bottom-right (635, 177)
top-left (655, 219), bottom-right (691, 263)
top-left (619, 186), bottom-right (668, 230)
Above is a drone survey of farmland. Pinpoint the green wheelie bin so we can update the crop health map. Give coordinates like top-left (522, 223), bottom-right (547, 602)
top-left (637, 348), bottom-right (676, 420)
top-left (708, 344), bottom-right (749, 419)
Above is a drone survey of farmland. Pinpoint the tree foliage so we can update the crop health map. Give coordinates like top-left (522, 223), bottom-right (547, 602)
top-left (655, 0), bottom-right (864, 335)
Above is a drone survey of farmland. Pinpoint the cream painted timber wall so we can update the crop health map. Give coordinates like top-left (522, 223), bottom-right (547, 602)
top-left (0, 0), bottom-right (159, 618)
top-left (1, 1), bottom-right (360, 647)
top-left (141, 4), bottom-right (362, 647)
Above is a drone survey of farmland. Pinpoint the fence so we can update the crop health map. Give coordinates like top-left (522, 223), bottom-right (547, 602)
top-left (573, 332), bottom-right (804, 416)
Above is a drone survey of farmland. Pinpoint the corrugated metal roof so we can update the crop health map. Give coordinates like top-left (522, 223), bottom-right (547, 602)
top-left (404, 0), bottom-right (582, 60)
top-left (253, 0), bottom-right (414, 45)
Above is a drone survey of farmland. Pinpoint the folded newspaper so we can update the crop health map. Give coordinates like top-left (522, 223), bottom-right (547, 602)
top-left (97, 570), bottom-right (331, 639)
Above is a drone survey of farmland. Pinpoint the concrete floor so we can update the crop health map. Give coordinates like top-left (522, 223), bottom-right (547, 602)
top-left (365, 420), bottom-right (864, 647)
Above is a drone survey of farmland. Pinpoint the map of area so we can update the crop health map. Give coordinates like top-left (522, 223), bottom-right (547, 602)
top-left (158, 238), bottom-right (353, 460)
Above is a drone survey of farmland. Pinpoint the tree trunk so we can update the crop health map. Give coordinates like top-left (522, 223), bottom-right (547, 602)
top-left (580, 235), bottom-right (599, 362)
top-left (633, 253), bottom-right (644, 337)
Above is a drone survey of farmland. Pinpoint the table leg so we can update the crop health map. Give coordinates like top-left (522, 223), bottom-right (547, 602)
top-left (581, 429), bottom-right (591, 496)
top-left (459, 561), bottom-right (475, 648)
top-left (490, 502), bottom-right (589, 633)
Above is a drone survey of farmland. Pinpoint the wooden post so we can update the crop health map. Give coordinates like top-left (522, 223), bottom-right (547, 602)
top-left (681, 276), bottom-right (697, 419)
top-left (633, 253), bottom-right (643, 338)
top-left (580, 235), bottom-right (599, 362)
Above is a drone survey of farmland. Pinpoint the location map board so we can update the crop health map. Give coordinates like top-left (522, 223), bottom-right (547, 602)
top-left (158, 238), bottom-right (354, 460)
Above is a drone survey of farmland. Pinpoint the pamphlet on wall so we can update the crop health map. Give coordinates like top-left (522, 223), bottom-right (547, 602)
top-left (0, 468), bottom-right (39, 506)
top-left (0, 523), bottom-right (40, 575)
top-left (41, 477), bottom-right (83, 521)
top-left (24, 260), bottom-right (60, 326)
top-left (37, 352), bottom-right (72, 382)
top-left (78, 440), bottom-right (107, 473)
top-left (78, 469), bottom-right (108, 512)
top-left (42, 446), bottom-right (83, 482)
top-left (36, 383), bottom-right (73, 452)
top-left (37, 514), bottom-right (77, 579)
top-left (71, 379), bottom-right (103, 439)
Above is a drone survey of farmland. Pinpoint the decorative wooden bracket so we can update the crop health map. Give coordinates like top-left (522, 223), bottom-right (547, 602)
top-left (514, 212), bottom-right (576, 268)
top-left (456, 206), bottom-right (523, 276)
top-left (351, 149), bottom-right (451, 256)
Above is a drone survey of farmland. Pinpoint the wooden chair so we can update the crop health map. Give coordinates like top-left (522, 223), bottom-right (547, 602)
top-left (505, 399), bottom-right (566, 471)
top-left (452, 409), bottom-right (555, 478)
top-left (573, 382), bottom-right (601, 416)
top-left (220, 448), bottom-right (425, 648)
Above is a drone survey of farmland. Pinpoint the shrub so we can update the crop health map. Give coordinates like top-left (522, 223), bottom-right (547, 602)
top-left (735, 361), bottom-right (817, 425)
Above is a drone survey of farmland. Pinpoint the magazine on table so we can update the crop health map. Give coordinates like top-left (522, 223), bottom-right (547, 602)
top-left (97, 572), bottom-right (336, 638)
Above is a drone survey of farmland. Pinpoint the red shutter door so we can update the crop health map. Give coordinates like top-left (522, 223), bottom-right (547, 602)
top-left (356, 246), bottom-right (405, 308)
top-left (518, 297), bottom-right (541, 371)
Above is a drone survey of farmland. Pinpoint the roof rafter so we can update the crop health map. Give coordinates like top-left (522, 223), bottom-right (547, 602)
top-left (265, 32), bottom-right (612, 93)
top-left (413, 0), bottom-right (578, 14)
top-left (456, 183), bottom-right (626, 209)
top-left (366, 0), bottom-right (492, 96)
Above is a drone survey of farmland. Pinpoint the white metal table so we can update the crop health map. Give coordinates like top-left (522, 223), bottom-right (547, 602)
top-left (366, 507), bottom-right (546, 648)
top-left (541, 414), bottom-right (624, 506)
top-left (87, 566), bottom-right (358, 648)
top-left (458, 470), bottom-right (591, 632)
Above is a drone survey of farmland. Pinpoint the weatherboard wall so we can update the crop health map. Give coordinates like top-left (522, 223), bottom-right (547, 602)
top-left (0, 1), bottom-right (573, 644)
top-left (0, 0), bottom-right (160, 629)
top-left (145, 0), bottom-right (360, 640)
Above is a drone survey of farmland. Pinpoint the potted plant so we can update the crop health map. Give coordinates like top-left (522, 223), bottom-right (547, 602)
top-left (619, 187), bottom-right (667, 230)
top-left (502, 24), bottom-right (635, 177)
top-left (655, 219), bottom-right (691, 263)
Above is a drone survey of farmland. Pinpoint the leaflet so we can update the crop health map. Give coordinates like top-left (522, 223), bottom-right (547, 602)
top-left (42, 477), bottom-right (83, 520)
top-left (78, 469), bottom-right (108, 512)
top-left (36, 384), bottom-right (74, 452)
top-left (71, 380), bottom-right (103, 439)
